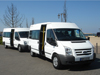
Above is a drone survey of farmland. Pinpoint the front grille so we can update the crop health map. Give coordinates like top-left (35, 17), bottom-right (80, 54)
top-left (75, 48), bottom-right (92, 56)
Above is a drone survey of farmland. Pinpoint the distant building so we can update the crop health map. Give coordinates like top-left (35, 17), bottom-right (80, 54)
top-left (84, 33), bottom-right (96, 37)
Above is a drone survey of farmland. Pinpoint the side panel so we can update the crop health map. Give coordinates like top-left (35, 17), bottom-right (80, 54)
top-left (29, 30), bottom-right (40, 54)
top-left (39, 25), bottom-right (47, 56)
top-left (3, 31), bottom-right (11, 46)
top-left (31, 39), bottom-right (39, 54)
top-left (4, 35), bottom-right (10, 46)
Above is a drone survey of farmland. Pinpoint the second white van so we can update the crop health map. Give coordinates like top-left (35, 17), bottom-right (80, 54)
top-left (3, 28), bottom-right (29, 52)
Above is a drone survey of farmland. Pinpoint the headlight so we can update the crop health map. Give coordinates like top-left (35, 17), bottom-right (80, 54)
top-left (64, 47), bottom-right (72, 55)
top-left (24, 41), bottom-right (27, 45)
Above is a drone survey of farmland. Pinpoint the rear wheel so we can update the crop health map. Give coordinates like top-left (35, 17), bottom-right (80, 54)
top-left (4, 44), bottom-right (8, 49)
top-left (30, 50), bottom-right (36, 57)
top-left (52, 54), bottom-right (62, 69)
top-left (18, 45), bottom-right (23, 52)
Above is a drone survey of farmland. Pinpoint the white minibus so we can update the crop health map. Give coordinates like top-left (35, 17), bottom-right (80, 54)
top-left (3, 28), bottom-right (29, 52)
top-left (28, 22), bottom-right (96, 69)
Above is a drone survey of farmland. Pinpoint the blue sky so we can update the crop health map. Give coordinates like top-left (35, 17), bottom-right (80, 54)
top-left (0, 0), bottom-right (100, 33)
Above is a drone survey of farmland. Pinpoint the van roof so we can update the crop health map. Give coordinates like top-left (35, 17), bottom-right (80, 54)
top-left (3, 28), bottom-right (29, 32)
top-left (30, 22), bottom-right (79, 30)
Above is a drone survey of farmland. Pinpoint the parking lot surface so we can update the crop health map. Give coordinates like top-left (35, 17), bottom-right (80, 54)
top-left (0, 45), bottom-right (100, 75)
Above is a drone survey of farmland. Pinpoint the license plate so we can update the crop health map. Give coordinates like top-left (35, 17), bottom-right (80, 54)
top-left (80, 57), bottom-right (90, 61)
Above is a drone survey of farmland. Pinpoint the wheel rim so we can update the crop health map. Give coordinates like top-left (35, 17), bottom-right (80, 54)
top-left (53, 57), bottom-right (58, 67)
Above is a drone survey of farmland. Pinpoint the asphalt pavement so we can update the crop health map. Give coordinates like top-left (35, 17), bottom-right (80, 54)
top-left (0, 45), bottom-right (100, 75)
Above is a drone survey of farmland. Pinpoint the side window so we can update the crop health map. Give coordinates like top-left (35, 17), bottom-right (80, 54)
top-left (3, 32), bottom-right (11, 38)
top-left (47, 30), bottom-right (51, 42)
top-left (51, 30), bottom-right (55, 41)
top-left (7, 32), bottom-right (11, 38)
top-left (5, 32), bottom-right (7, 37)
top-left (3, 32), bottom-right (6, 37)
top-left (31, 31), bottom-right (35, 39)
top-left (47, 29), bottom-right (56, 46)
top-left (35, 30), bottom-right (40, 40)
top-left (15, 32), bottom-right (20, 40)
top-left (30, 30), bottom-right (40, 40)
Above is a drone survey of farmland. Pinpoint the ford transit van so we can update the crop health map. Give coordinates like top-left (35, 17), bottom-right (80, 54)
top-left (28, 22), bottom-right (96, 69)
top-left (3, 28), bottom-right (29, 52)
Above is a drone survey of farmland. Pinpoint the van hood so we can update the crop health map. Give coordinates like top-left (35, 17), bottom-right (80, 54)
top-left (59, 40), bottom-right (93, 49)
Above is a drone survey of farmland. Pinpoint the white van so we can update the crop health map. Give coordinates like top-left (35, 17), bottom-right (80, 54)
top-left (3, 28), bottom-right (29, 52)
top-left (28, 22), bottom-right (96, 69)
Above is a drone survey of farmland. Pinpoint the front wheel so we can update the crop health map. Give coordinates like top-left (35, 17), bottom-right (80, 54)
top-left (52, 54), bottom-right (62, 69)
top-left (18, 45), bottom-right (23, 52)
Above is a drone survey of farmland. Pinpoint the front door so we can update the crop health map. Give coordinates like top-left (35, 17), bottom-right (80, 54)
top-left (39, 25), bottom-right (46, 56)
top-left (10, 29), bottom-right (14, 47)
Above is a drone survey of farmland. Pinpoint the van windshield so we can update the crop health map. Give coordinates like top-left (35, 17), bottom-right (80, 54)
top-left (18, 31), bottom-right (29, 38)
top-left (53, 29), bottom-right (86, 41)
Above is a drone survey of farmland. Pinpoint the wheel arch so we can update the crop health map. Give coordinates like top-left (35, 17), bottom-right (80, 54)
top-left (52, 52), bottom-right (58, 60)
top-left (18, 44), bottom-right (20, 48)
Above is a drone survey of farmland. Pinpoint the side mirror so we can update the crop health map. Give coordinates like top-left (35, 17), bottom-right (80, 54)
top-left (49, 38), bottom-right (53, 43)
top-left (49, 38), bottom-right (57, 46)
top-left (87, 37), bottom-right (90, 40)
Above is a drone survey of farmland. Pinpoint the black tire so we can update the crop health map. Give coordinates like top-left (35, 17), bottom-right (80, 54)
top-left (52, 54), bottom-right (62, 69)
top-left (30, 50), bottom-right (36, 57)
top-left (28, 46), bottom-right (31, 52)
top-left (18, 45), bottom-right (23, 52)
top-left (84, 63), bottom-right (91, 66)
top-left (5, 44), bottom-right (8, 49)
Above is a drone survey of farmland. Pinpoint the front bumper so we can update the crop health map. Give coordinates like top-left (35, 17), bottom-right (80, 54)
top-left (59, 53), bottom-right (96, 65)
